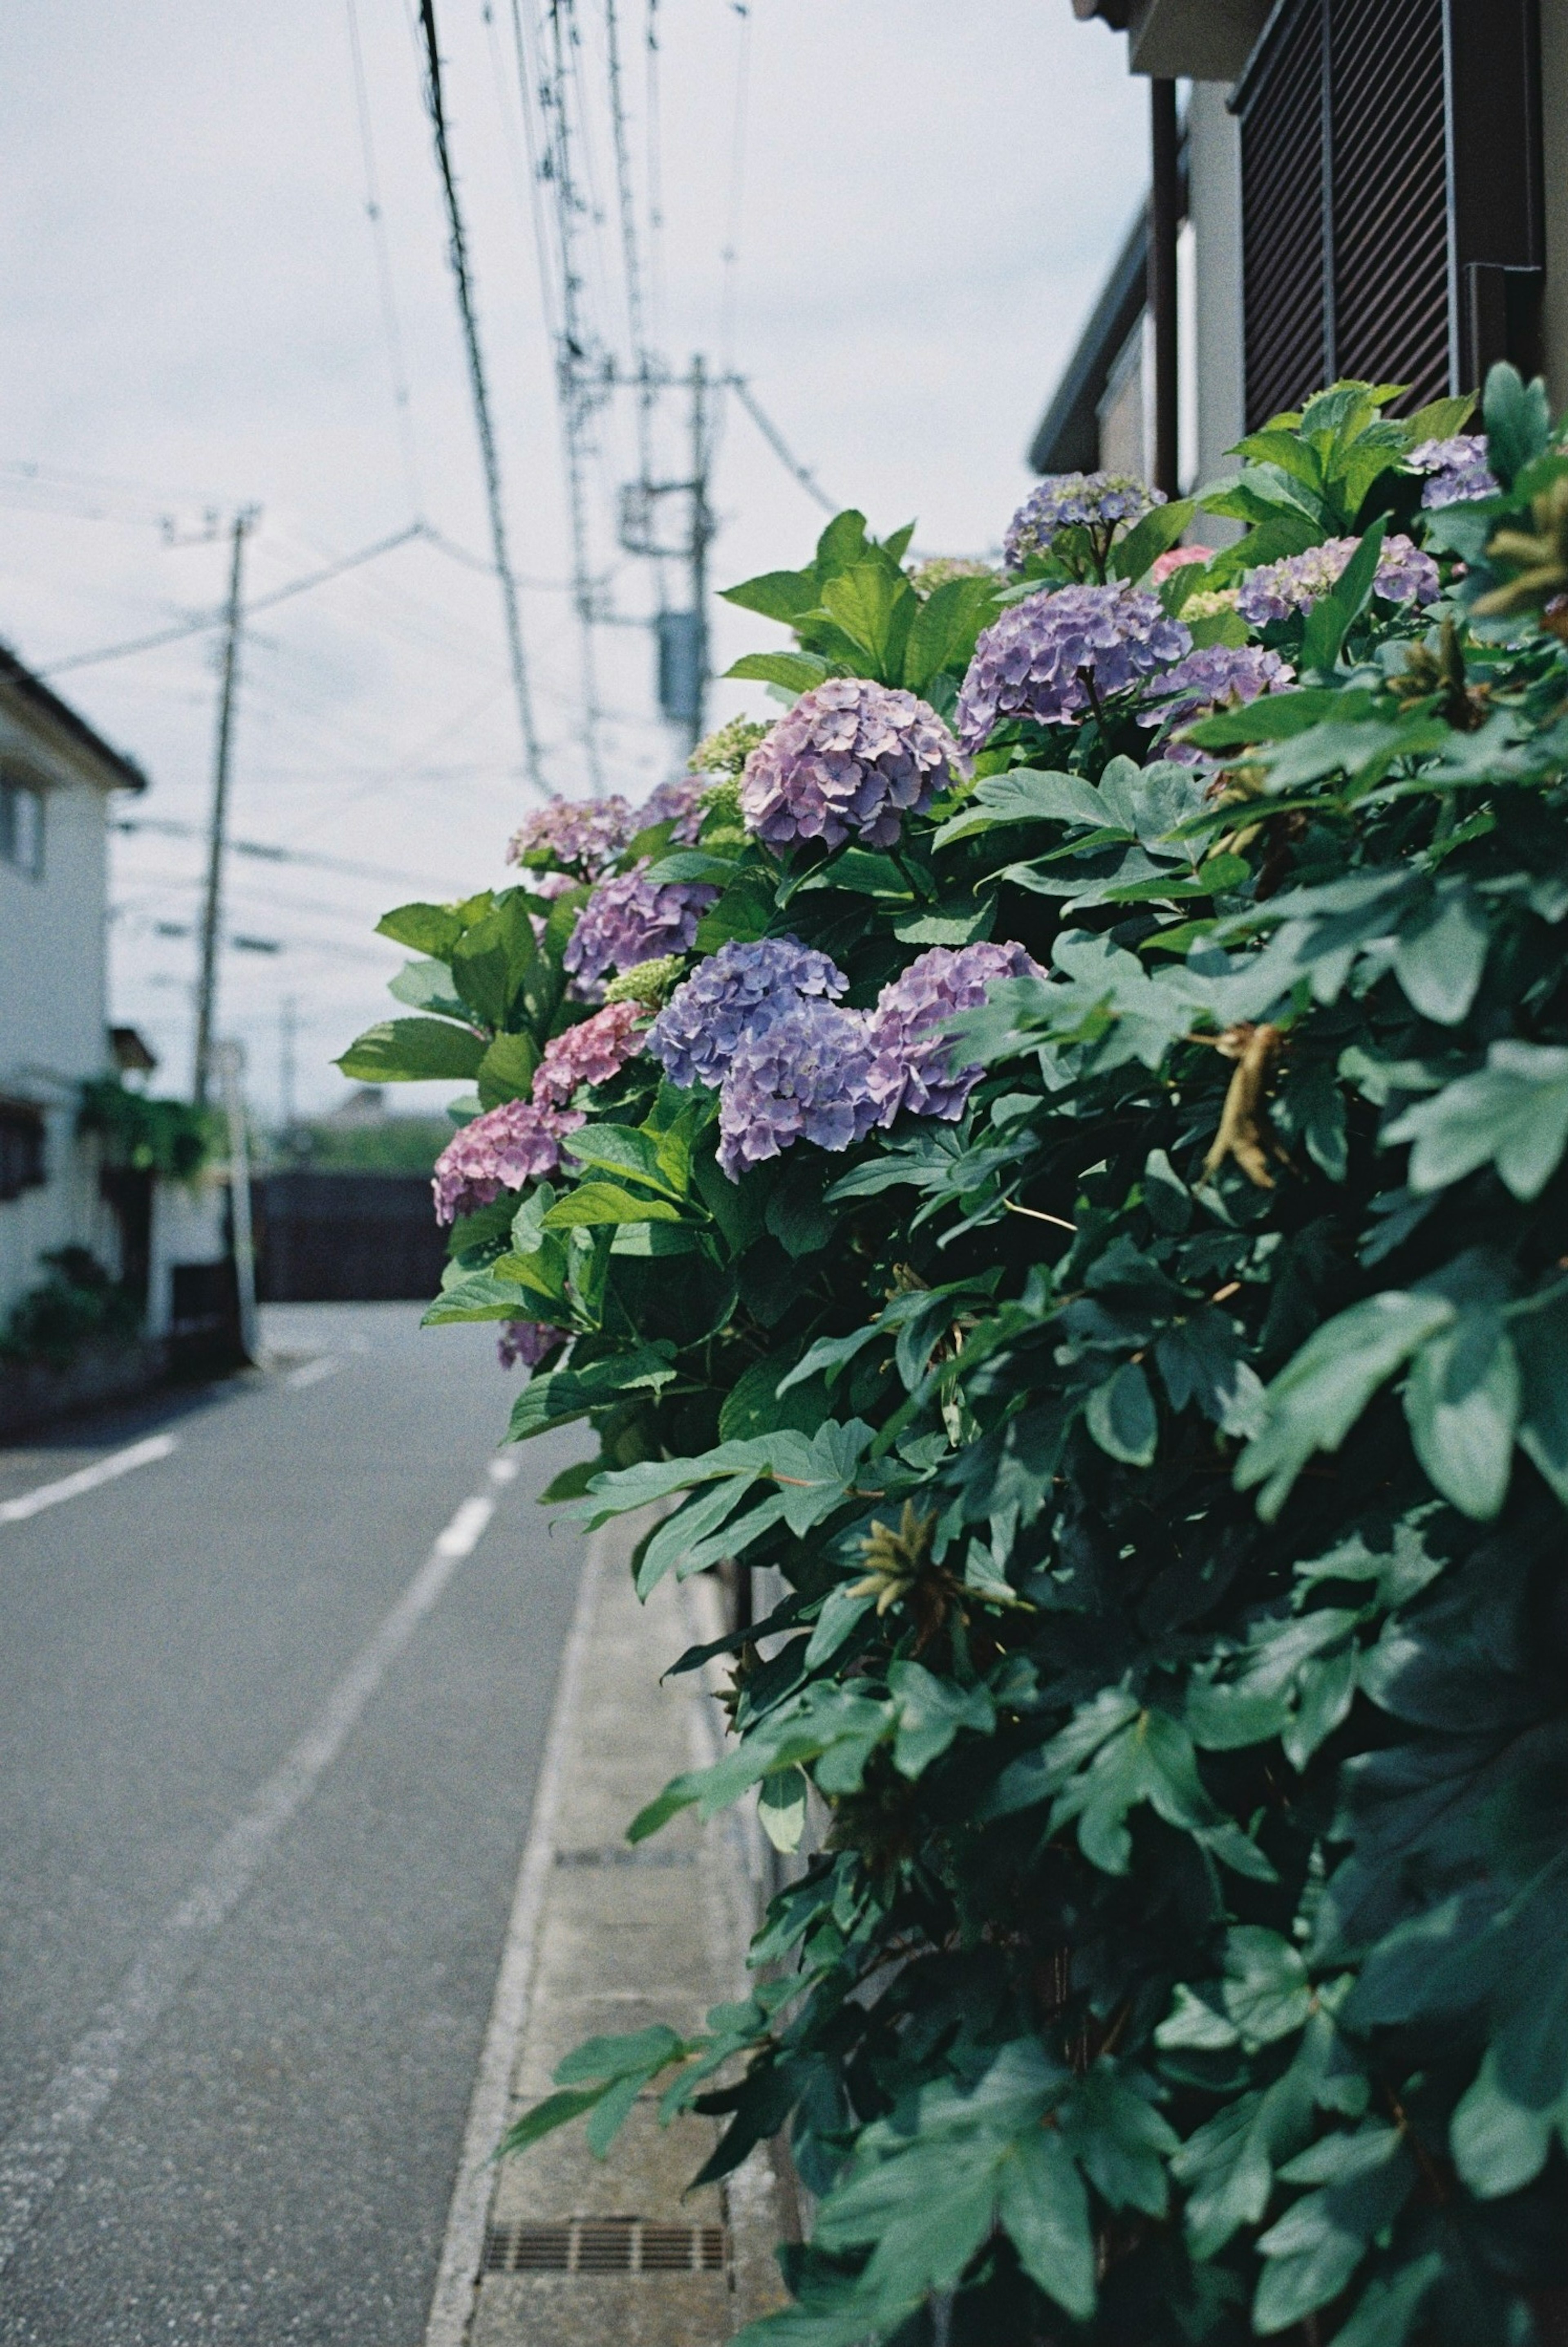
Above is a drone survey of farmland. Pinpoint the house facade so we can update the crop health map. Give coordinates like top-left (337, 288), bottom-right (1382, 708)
top-left (1037, 0), bottom-right (1568, 501)
top-left (0, 646), bottom-right (147, 1327)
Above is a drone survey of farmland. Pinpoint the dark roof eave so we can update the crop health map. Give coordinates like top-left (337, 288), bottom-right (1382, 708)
top-left (0, 644), bottom-right (148, 793)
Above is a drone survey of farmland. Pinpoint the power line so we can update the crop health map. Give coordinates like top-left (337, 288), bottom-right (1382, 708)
top-left (717, 0), bottom-right (752, 379)
top-left (38, 523), bottom-right (425, 677)
top-left (114, 817), bottom-right (462, 892)
top-left (602, 0), bottom-right (666, 620)
top-left (729, 376), bottom-right (839, 514)
top-left (416, 0), bottom-right (548, 796)
top-left (345, 0), bottom-right (425, 517)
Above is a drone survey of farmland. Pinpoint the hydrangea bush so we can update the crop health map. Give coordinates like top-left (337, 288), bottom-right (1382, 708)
top-left (342, 374), bottom-right (1568, 2347)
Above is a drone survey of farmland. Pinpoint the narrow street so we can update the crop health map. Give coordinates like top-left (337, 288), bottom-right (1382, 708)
top-left (0, 1306), bottom-right (588, 2345)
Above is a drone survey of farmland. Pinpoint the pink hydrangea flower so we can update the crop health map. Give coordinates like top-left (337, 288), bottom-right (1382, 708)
top-left (431, 1098), bottom-right (583, 1225)
top-left (532, 1001), bottom-right (646, 1108)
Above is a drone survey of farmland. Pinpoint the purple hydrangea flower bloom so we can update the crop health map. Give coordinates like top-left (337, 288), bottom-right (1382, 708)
top-left (636, 773), bottom-right (708, 843)
top-left (1408, 434), bottom-right (1497, 509)
top-left (955, 582), bottom-right (1191, 750)
top-left (648, 936), bottom-right (849, 1090)
top-left (498, 1318), bottom-right (565, 1372)
top-left (532, 1000), bottom-right (646, 1107)
top-left (717, 998), bottom-right (877, 1180)
top-left (1004, 473), bottom-right (1165, 572)
top-left (1236, 534), bottom-right (1440, 624)
top-left (561, 859), bottom-right (719, 992)
top-left (1142, 642), bottom-right (1295, 760)
top-left (506, 795), bottom-right (636, 879)
top-left (739, 678), bottom-right (962, 852)
top-left (432, 1098), bottom-right (583, 1224)
top-left (864, 942), bottom-right (1043, 1127)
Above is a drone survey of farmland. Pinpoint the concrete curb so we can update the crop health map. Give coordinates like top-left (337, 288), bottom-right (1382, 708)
top-left (424, 1521), bottom-right (787, 2347)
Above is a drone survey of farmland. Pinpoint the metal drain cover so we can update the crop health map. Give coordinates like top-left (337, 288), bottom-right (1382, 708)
top-left (483, 2218), bottom-right (728, 2275)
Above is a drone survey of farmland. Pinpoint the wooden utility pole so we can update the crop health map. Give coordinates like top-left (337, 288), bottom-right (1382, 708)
top-left (192, 509), bottom-right (252, 1108)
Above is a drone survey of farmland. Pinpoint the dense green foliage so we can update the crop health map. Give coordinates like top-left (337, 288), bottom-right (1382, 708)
top-left (0, 1245), bottom-right (142, 1368)
top-left (347, 369), bottom-right (1568, 2344)
top-left (78, 1076), bottom-right (214, 1181)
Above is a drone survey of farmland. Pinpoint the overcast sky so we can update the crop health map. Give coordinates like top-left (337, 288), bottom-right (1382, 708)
top-left (0, 0), bottom-right (1144, 1116)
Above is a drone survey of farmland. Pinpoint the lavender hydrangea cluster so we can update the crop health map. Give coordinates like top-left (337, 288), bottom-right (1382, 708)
top-left (717, 998), bottom-right (877, 1179)
top-left (497, 1319), bottom-right (564, 1372)
top-left (864, 942), bottom-right (1042, 1126)
top-left (739, 678), bottom-right (962, 851)
top-left (955, 582), bottom-right (1191, 750)
top-left (561, 859), bottom-right (719, 993)
top-left (1408, 434), bottom-right (1498, 508)
top-left (1236, 534), bottom-right (1440, 624)
top-left (635, 773), bottom-right (708, 843)
top-left (506, 794), bottom-right (635, 879)
top-left (532, 1000), bottom-right (645, 1107)
top-left (431, 1098), bottom-right (582, 1224)
top-left (648, 936), bottom-right (849, 1089)
top-left (1004, 473), bottom-right (1165, 572)
top-left (1143, 642), bottom-right (1295, 759)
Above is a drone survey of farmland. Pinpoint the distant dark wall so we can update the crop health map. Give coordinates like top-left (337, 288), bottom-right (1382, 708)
top-left (254, 1172), bottom-right (445, 1303)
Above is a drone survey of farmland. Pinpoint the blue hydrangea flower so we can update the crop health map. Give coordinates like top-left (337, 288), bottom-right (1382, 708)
top-left (648, 936), bottom-right (849, 1090)
top-left (865, 942), bottom-right (1042, 1126)
top-left (717, 998), bottom-right (876, 1179)
top-left (739, 678), bottom-right (962, 851)
top-left (561, 859), bottom-right (719, 993)
top-left (1141, 642), bottom-right (1295, 760)
top-left (1004, 472), bottom-right (1165, 574)
top-left (955, 582), bottom-right (1191, 750)
top-left (1408, 434), bottom-right (1497, 509)
top-left (1236, 534), bottom-right (1440, 625)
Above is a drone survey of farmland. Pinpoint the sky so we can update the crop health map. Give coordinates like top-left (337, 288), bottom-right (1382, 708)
top-left (0, 0), bottom-right (1145, 1118)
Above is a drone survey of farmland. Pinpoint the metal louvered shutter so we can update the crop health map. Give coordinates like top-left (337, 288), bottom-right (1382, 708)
top-left (1239, 0), bottom-right (1327, 427)
top-left (1327, 0), bottom-right (1450, 408)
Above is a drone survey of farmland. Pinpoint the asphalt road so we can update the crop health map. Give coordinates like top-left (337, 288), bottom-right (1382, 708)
top-left (0, 1303), bottom-right (589, 2345)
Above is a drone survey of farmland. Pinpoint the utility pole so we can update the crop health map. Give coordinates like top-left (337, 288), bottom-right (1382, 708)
top-left (688, 352), bottom-right (712, 756)
top-left (216, 1038), bottom-right (259, 1365)
top-left (193, 508), bottom-right (253, 1107)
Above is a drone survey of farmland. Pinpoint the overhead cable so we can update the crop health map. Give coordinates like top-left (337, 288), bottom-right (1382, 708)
top-left (416, 0), bottom-right (549, 795)
top-left (38, 523), bottom-right (425, 677)
top-left (345, 0), bottom-right (425, 517)
top-left (729, 378), bottom-right (840, 514)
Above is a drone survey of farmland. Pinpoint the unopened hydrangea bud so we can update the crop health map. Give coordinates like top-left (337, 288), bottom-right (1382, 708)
top-left (649, 936), bottom-right (849, 1090)
top-left (691, 715), bottom-right (773, 775)
top-left (955, 581), bottom-right (1191, 749)
top-left (907, 557), bottom-right (997, 599)
top-left (561, 859), bottom-right (719, 993)
top-left (432, 1098), bottom-right (583, 1224)
top-left (739, 677), bottom-right (962, 851)
top-left (604, 955), bottom-right (685, 1008)
top-left (864, 942), bottom-right (1042, 1126)
top-left (717, 997), bottom-right (877, 1179)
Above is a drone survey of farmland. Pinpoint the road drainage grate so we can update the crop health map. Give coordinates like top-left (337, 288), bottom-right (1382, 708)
top-left (482, 2218), bottom-right (728, 2275)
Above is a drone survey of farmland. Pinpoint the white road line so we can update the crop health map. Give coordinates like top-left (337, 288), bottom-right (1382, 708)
top-left (422, 1526), bottom-right (606, 2347)
top-left (284, 1355), bottom-right (341, 1391)
top-left (0, 1474), bottom-right (508, 2275)
top-left (0, 1433), bottom-right (179, 1525)
top-left (488, 1456), bottom-right (520, 1485)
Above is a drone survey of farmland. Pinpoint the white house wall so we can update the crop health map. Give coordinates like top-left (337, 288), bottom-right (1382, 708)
top-left (0, 728), bottom-right (117, 1323)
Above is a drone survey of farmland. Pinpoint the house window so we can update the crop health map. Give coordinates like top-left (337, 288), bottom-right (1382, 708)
top-left (1235, 0), bottom-right (1543, 428)
top-left (0, 775), bottom-right (45, 879)
top-left (0, 1103), bottom-right (46, 1201)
